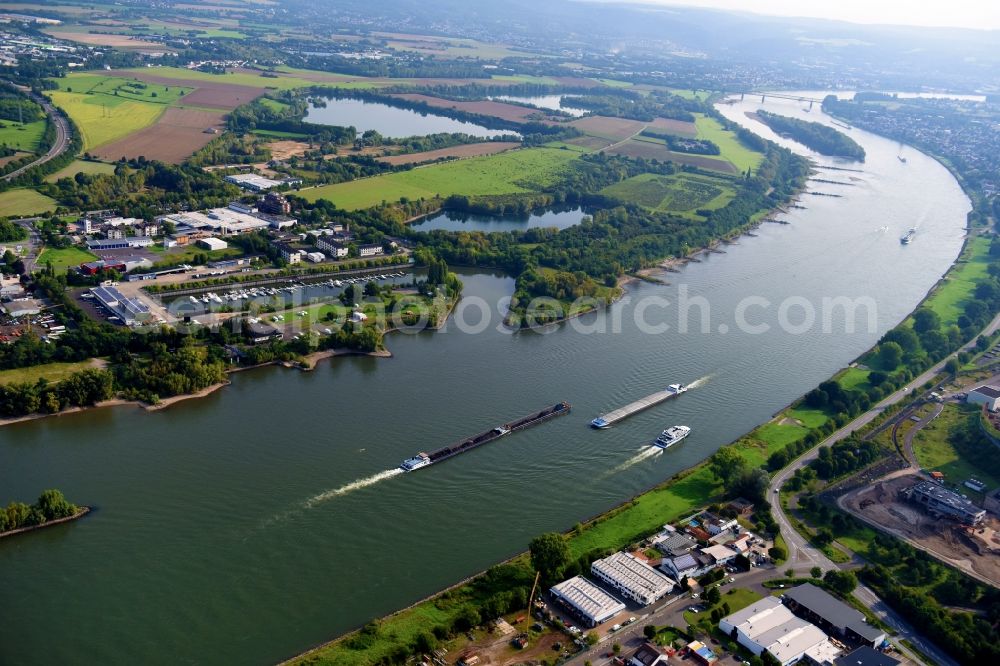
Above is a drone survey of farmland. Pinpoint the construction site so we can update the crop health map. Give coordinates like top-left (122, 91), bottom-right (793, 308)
top-left (840, 473), bottom-right (1000, 586)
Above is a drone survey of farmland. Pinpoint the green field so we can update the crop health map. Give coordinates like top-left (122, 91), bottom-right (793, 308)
top-left (921, 235), bottom-right (990, 325)
top-left (44, 159), bottom-right (117, 182)
top-left (302, 148), bottom-right (579, 210)
top-left (114, 66), bottom-right (317, 90)
top-left (0, 189), bottom-right (56, 216)
top-left (670, 89), bottom-right (712, 101)
top-left (48, 90), bottom-right (164, 150)
top-left (0, 119), bottom-right (47, 152)
top-left (837, 366), bottom-right (872, 391)
top-left (53, 73), bottom-right (193, 105)
top-left (0, 360), bottom-right (100, 386)
top-left (912, 404), bottom-right (1000, 494)
top-left (694, 114), bottom-right (764, 173)
top-left (37, 246), bottom-right (99, 273)
top-left (600, 172), bottom-right (736, 217)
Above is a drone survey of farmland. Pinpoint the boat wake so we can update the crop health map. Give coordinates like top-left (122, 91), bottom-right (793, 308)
top-left (605, 446), bottom-right (662, 477)
top-left (686, 374), bottom-right (711, 390)
top-left (304, 468), bottom-right (403, 507)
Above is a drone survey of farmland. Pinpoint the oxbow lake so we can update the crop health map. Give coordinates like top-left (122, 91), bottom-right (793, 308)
top-left (305, 97), bottom-right (520, 139)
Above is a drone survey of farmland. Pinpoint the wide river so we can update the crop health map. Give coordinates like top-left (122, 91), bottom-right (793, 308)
top-left (0, 94), bottom-right (970, 665)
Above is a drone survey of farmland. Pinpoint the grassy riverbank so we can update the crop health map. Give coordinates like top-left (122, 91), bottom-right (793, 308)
top-left (286, 166), bottom-right (994, 666)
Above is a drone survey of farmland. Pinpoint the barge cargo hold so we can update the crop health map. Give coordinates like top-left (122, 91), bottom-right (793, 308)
top-left (399, 402), bottom-right (571, 472)
top-left (591, 384), bottom-right (687, 428)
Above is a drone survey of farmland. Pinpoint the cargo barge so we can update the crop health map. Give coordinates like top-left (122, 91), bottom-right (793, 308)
top-left (400, 402), bottom-right (571, 471)
top-left (591, 384), bottom-right (687, 428)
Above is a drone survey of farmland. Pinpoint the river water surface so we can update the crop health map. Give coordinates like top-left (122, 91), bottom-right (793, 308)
top-left (0, 94), bottom-right (970, 665)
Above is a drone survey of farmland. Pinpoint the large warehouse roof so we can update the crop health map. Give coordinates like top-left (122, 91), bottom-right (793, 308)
top-left (550, 576), bottom-right (625, 625)
top-left (591, 552), bottom-right (673, 600)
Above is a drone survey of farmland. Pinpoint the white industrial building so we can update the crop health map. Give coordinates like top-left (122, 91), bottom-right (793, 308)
top-left (719, 597), bottom-right (839, 666)
top-left (197, 237), bottom-right (229, 251)
top-left (550, 576), bottom-right (626, 627)
top-left (225, 173), bottom-right (283, 191)
top-left (967, 385), bottom-right (1000, 411)
top-left (590, 552), bottom-right (674, 606)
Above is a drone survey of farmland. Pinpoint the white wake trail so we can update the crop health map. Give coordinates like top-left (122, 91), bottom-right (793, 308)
top-left (304, 468), bottom-right (403, 507)
top-left (686, 374), bottom-right (712, 390)
top-left (605, 446), bottom-right (662, 477)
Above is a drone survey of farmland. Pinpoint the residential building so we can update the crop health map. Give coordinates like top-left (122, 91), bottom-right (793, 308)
top-left (549, 576), bottom-right (625, 628)
top-left (358, 243), bottom-right (384, 257)
top-left (967, 385), bottom-right (1000, 411)
top-left (275, 243), bottom-right (302, 265)
top-left (660, 551), bottom-right (713, 581)
top-left (701, 544), bottom-right (739, 567)
top-left (652, 529), bottom-right (697, 558)
top-left (697, 512), bottom-right (739, 535)
top-left (258, 191), bottom-right (291, 215)
top-left (317, 236), bottom-right (349, 258)
top-left (590, 552), bottom-right (674, 606)
top-left (727, 498), bottom-right (755, 516)
top-left (902, 481), bottom-right (986, 526)
top-left (628, 642), bottom-right (670, 666)
top-left (782, 584), bottom-right (886, 648)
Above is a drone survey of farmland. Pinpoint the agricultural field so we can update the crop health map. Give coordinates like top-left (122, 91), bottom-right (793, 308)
top-left (0, 120), bottom-right (47, 152)
top-left (694, 113), bottom-right (764, 173)
top-left (109, 66), bottom-right (316, 91)
top-left (0, 189), bottom-right (57, 216)
top-left (569, 115), bottom-right (647, 141)
top-left (41, 28), bottom-right (164, 50)
top-left (52, 73), bottom-right (193, 105)
top-left (48, 90), bottom-right (164, 150)
top-left (37, 246), bottom-right (99, 273)
top-left (373, 32), bottom-right (527, 60)
top-left (606, 136), bottom-right (739, 173)
top-left (302, 147), bottom-right (579, 210)
top-left (91, 107), bottom-right (226, 163)
top-left (600, 172), bottom-right (736, 216)
top-left (44, 159), bottom-right (117, 183)
top-left (377, 141), bottom-right (519, 165)
top-left (647, 116), bottom-right (698, 137)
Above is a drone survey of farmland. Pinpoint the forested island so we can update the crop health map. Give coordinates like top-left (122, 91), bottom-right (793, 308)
top-left (0, 489), bottom-right (85, 536)
top-left (754, 110), bottom-right (866, 160)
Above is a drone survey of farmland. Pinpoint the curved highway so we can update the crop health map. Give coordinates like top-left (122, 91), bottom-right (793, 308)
top-left (1, 86), bottom-right (72, 182)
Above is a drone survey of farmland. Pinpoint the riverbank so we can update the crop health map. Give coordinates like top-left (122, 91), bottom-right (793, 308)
top-left (278, 146), bottom-right (976, 666)
top-left (0, 506), bottom-right (90, 540)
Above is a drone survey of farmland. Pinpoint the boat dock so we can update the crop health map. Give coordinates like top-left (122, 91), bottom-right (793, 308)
top-left (401, 402), bottom-right (571, 471)
top-left (591, 384), bottom-right (687, 428)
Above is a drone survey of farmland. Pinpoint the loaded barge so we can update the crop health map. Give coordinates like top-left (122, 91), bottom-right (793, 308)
top-left (400, 402), bottom-right (571, 472)
top-left (591, 384), bottom-right (687, 428)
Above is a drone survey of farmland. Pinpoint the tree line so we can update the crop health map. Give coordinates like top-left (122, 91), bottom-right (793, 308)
top-left (0, 489), bottom-right (78, 533)
top-left (754, 110), bottom-right (866, 161)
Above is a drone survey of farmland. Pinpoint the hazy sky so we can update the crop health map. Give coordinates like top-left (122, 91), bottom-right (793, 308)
top-left (621, 0), bottom-right (1000, 30)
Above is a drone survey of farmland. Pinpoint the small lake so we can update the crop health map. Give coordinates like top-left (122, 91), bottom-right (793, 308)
top-left (305, 98), bottom-right (520, 139)
top-left (491, 94), bottom-right (588, 117)
top-left (412, 207), bottom-right (587, 232)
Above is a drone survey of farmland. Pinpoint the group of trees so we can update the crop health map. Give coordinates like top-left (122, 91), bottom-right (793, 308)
top-left (861, 533), bottom-right (1000, 664)
top-left (0, 368), bottom-right (114, 418)
top-left (754, 110), bottom-right (866, 161)
top-left (38, 159), bottom-right (241, 214)
top-left (0, 219), bottom-right (27, 243)
top-left (567, 90), bottom-right (701, 122)
top-left (640, 130), bottom-right (721, 155)
top-left (0, 489), bottom-right (78, 533)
